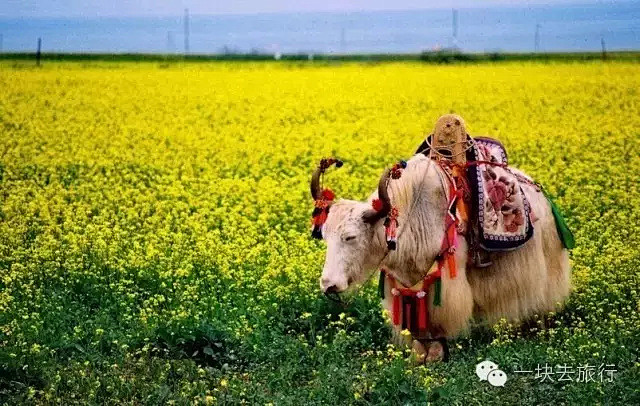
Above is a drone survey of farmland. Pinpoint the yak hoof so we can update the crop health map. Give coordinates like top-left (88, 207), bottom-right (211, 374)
top-left (410, 340), bottom-right (427, 365)
top-left (424, 340), bottom-right (445, 362)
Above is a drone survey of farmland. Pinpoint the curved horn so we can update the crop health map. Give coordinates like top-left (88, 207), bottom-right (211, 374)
top-left (310, 164), bottom-right (323, 200)
top-left (363, 168), bottom-right (391, 224)
top-left (310, 158), bottom-right (343, 200)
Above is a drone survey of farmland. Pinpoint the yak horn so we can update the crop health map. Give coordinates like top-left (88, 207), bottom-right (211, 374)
top-left (310, 164), bottom-right (323, 200)
top-left (363, 168), bottom-right (391, 224)
top-left (310, 158), bottom-right (343, 200)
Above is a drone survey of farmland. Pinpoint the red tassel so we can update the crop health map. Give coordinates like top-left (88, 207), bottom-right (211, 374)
top-left (447, 252), bottom-right (457, 279)
top-left (447, 220), bottom-right (457, 250)
top-left (392, 289), bottom-right (401, 326)
top-left (388, 219), bottom-right (397, 238)
top-left (440, 216), bottom-right (458, 279)
top-left (404, 300), bottom-right (412, 331)
top-left (417, 292), bottom-right (427, 330)
top-left (313, 209), bottom-right (328, 226)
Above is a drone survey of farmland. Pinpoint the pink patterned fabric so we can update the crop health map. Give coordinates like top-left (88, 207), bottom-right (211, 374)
top-left (470, 138), bottom-right (534, 251)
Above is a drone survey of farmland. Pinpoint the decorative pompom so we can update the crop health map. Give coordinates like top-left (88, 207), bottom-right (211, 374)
top-left (321, 188), bottom-right (335, 201)
top-left (387, 240), bottom-right (397, 250)
top-left (320, 158), bottom-right (343, 170)
top-left (372, 198), bottom-right (383, 212)
top-left (390, 160), bottom-right (407, 179)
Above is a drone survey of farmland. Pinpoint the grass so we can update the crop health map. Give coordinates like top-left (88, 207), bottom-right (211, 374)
top-left (0, 59), bottom-right (639, 405)
top-left (2, 50), bottom-right (640, 64)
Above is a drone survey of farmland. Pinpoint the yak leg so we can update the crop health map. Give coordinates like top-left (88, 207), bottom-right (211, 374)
top-left (385, 316), bottom-right (428, 365)
top-left (381, 283), bottom-right (430, 364)
top-left (412, 340), bottom-right (427, 364)
top-left (422, 245), bottom-right (473, 362)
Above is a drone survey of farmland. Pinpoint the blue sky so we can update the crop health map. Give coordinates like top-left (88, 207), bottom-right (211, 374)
top-left (1, 0), bottom-right (613, 18)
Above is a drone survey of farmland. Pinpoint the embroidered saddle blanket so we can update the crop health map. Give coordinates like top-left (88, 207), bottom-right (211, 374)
top-left (466, 137), bottom-right (534, 251)
top-left (416, 136), bottom-right (534, 252)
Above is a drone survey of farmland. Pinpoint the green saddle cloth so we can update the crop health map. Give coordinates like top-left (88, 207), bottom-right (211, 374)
top-left (543, 190), bottom-right (576, 250)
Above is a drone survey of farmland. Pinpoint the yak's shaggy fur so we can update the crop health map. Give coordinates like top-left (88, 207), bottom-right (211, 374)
top-left (321, 154), bottom-right (571, 342)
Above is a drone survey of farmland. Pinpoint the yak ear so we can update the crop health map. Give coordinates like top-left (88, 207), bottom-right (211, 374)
top-left (362, 209), bottom-right (383, 225)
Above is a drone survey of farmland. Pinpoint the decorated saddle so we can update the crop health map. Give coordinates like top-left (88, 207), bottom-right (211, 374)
top-left (416, 135), bottom-right (534, 252)
top-left (467, 137), bottom-right (535, 251)
top-left (416, 130), bottom-right (575, 256)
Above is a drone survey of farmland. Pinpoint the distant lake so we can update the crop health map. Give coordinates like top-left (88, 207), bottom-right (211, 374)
top-left (1, 2), bottom-right (639, 54)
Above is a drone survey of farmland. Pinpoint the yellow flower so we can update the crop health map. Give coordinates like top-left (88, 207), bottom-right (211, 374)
top-left (1, 58), bottom-right (639, 405)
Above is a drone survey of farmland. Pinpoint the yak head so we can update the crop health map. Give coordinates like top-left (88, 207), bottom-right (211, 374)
top-left (310, 162), bottom-right (392, 295)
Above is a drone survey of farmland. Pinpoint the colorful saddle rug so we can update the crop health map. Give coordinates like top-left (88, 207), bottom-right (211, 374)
top-left (416, 136), bottom-right (534, 252)
top-left (466, 137), bottom-right (534, 251)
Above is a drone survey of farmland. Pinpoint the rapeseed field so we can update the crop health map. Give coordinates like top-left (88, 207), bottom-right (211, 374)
top-left (0, 60), bottom-right (638, 404)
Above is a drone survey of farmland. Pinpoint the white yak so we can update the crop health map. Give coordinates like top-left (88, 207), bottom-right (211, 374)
top-left (312, 153), bottom-right (571, 362)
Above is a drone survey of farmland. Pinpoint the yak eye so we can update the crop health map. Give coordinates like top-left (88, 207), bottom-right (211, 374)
top-left (344, 235), bottom-right (356, 242)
